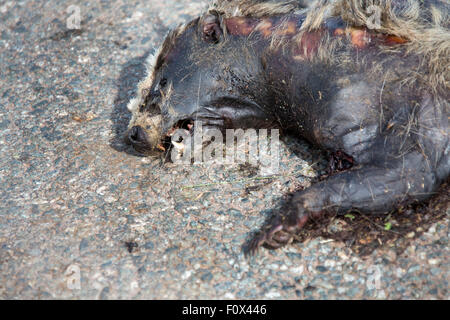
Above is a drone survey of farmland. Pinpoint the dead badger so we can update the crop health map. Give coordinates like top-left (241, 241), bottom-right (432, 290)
top-left (125, 0), bottom-right (449, 253)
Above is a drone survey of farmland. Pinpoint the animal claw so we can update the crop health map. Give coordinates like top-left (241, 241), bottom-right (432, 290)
top-left (244, 233), bottom-right (266, 256)
top-left (245, 221), bottom-right (290, 255)
top-left (245, 211), bottom-right (309, 255)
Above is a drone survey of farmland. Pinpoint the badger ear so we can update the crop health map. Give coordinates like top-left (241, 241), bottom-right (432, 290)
top-left (201, 11), bottom-right (223, 43)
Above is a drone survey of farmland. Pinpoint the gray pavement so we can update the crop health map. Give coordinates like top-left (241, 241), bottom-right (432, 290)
top-left (0, 0), bottom-right (448, 299)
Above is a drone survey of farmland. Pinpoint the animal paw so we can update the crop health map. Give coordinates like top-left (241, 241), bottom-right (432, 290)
top-left (245, 213), bottom-right (309, 255)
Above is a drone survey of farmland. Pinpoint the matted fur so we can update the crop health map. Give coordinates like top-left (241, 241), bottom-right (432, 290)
top-left (301, 0), bottom-right (450, 97)
top-left (209, 0), bottom-right (449, 96)
top-left (210, 0), bottom-right (311, 17)
top-left (127, 24), bottom-right (191, 130)
top-left (128, 0), bottom-right (449, 134)
top-left (123, 0), bottom-right (449, 251)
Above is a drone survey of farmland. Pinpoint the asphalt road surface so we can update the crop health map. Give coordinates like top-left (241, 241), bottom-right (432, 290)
top-left (0, 0), bottom-right (448, 299)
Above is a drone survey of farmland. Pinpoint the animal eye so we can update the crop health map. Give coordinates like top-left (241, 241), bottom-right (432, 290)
top-left (159, 78), bottom-right (167, 88)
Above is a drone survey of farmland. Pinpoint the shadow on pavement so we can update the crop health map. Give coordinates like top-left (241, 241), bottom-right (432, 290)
top-left (110, 49), bottom-right (151, 156)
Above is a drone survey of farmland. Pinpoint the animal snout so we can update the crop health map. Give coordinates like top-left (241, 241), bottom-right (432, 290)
top-left (128, 125), bottom-right (148, 146)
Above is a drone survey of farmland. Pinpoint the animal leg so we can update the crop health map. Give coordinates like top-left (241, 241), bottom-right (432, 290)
top-left (247, 151), bottom-right (440, 253)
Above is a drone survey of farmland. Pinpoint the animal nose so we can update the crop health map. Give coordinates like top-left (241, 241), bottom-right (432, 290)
top-left (128, 125), bottom-right (147, 145)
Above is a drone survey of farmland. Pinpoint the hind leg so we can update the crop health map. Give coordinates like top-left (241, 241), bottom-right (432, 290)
top-left (248, 151), bottom-right (440, 253)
